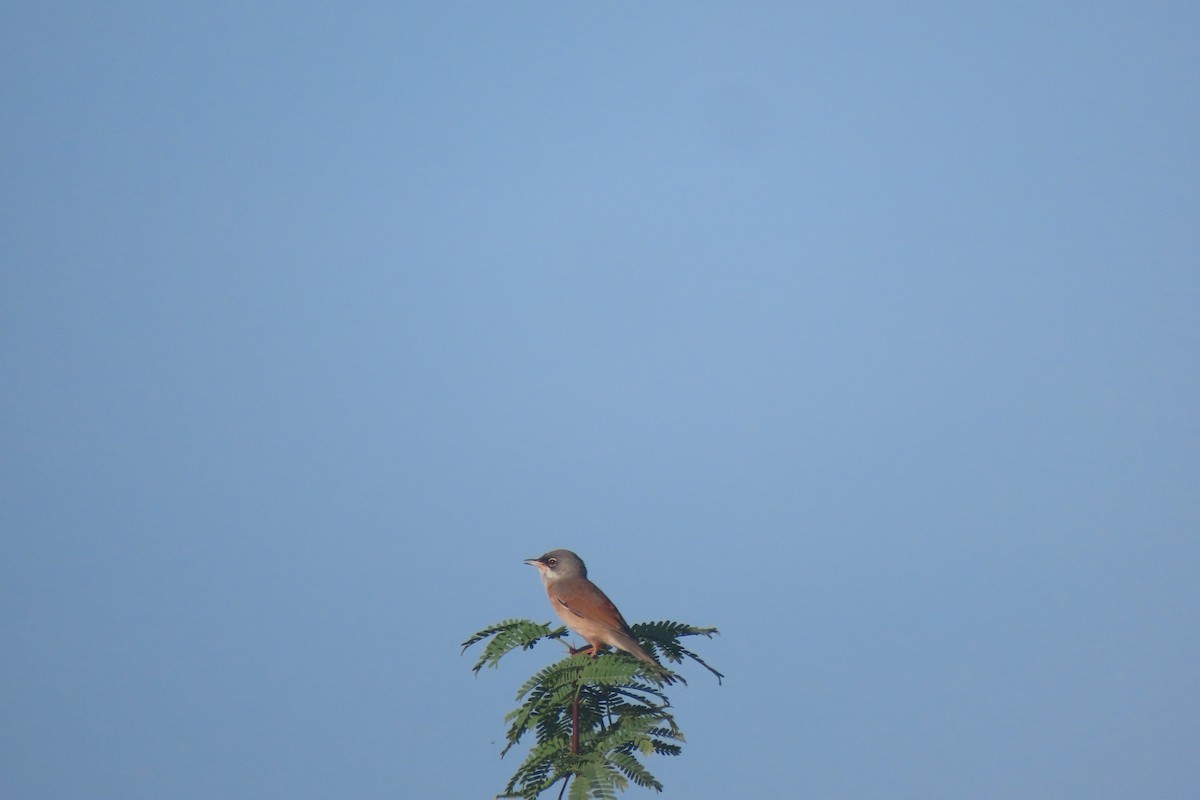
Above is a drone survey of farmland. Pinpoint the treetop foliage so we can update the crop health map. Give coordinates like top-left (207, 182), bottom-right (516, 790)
top-left (463, 618), bottom-right (722, 799)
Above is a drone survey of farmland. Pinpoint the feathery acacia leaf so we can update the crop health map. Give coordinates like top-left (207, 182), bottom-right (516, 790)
top-left (462, 619), bottom-right (568, 673)
top-left (631, 621), bottom-right (724, 683)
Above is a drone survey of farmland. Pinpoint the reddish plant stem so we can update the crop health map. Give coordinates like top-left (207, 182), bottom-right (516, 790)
top-left (571, 689), bottom-right (580, 754)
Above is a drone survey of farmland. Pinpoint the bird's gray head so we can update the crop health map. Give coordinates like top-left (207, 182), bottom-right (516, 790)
top-left (524, 549), bottom-right (587, 583)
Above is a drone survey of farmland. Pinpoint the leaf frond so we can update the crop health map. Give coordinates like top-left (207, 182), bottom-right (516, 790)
top-left (462, 619), bottom-right (569, 673)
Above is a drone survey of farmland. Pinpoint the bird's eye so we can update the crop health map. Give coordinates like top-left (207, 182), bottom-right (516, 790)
top-left (546, 558), bottom-right (558, 567)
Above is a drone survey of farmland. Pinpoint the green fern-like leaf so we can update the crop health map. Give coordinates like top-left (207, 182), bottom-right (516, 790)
top-left (568, 761), bottom-right (625, 800)
top-left (631, 620), bottom-right (714, 639)
top-left (506, 735), bottom-right (570, 797)
top-left (606, 750), bottom-right (661, 791)
top-left (462, 619), bottom-right (568, 673)
top-left (631, 621), bottom-right (723, 683)
top-left (576, 654), bottom-right (645, 686)
top-left (650, 741), bottom-right (682, 757)
top-left (514, 656), bottom-right (586, 701)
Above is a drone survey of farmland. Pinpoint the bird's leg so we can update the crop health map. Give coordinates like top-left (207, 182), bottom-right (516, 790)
top-left (568, 643), bottom-right (597, 656)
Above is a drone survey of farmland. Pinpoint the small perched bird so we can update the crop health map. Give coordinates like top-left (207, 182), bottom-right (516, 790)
top-left (525, 549), bottom-right (676, 684)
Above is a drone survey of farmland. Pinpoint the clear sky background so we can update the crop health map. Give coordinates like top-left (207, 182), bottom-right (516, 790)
top-left (2, 3), bottom-right (1197, 798)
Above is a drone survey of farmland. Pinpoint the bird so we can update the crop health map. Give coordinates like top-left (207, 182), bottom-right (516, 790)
top-left (525, 549), bottom-right (677, 684)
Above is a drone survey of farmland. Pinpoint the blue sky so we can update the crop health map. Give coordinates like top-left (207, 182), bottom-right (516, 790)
top-left (2, 3), bottom-right (1197, 798)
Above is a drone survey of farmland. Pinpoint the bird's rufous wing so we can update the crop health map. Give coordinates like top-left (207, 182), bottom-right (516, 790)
top-left (554, 580), bottom-right (632, 632)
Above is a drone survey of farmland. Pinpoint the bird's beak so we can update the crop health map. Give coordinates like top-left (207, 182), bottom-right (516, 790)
top-left (524, 558), bottom-right (544, 568)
